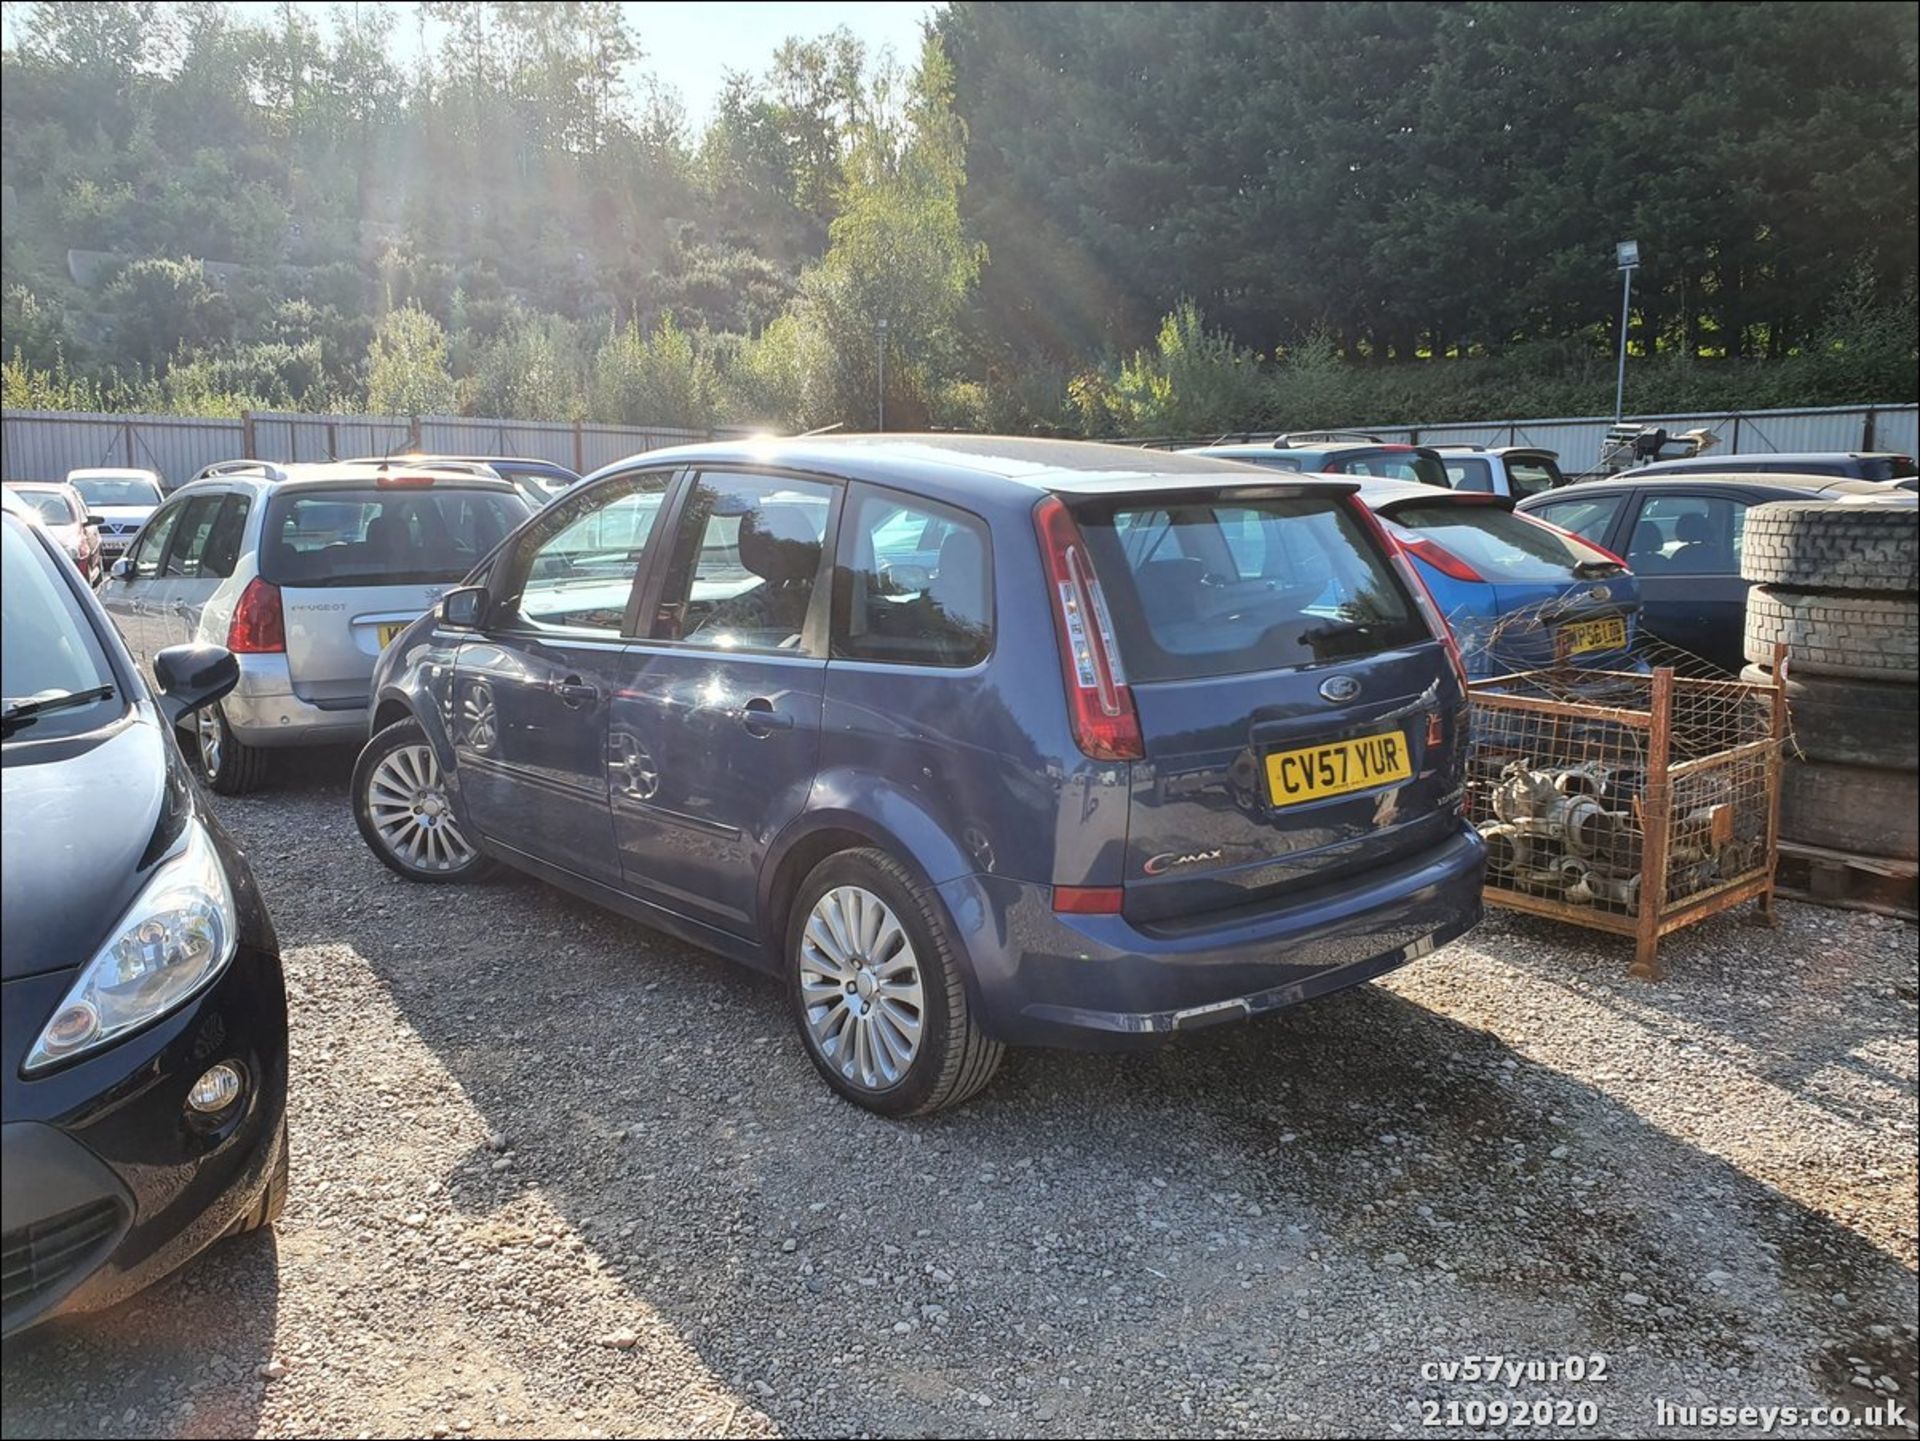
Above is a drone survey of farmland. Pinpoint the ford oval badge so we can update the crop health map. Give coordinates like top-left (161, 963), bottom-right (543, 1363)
top-left (1319, 674), bottom-right (1361, 703)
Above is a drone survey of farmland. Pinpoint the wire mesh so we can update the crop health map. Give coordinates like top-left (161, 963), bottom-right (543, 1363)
top-left (1463, 607), bottom-right (1780, 935)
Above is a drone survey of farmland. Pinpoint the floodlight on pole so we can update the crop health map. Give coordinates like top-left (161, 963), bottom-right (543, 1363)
top-left (1614, 240), bottom-right (1640, 423)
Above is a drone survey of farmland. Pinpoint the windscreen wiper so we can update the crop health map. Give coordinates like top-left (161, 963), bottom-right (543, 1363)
top-left (0, 684), bottom-right (116, 736)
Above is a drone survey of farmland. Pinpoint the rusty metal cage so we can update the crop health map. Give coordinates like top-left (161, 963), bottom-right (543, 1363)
top-left (1465, 649), bottom-right (1786, 978)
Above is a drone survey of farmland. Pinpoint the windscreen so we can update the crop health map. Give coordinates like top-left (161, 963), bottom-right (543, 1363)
top-left (1074, 495), bottom-right (1427, 681)
top-left (260, 486), bottom-right (525, 587)
top-left (71, 475), bottom-right (161, 507)
top-left (1504, 457), bottom-right (1563, 497)
top-left (1337, 451), bottom-right (1450, 488)
top-left (2, 518), bottom-right (119, 742)
top-left (1389, 502), bottom-right (1604, 581)
top-left (1862, 455), bottom-right (1919, 482)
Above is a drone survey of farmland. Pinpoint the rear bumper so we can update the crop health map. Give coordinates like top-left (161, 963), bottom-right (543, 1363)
top-left (221, 655), bottom-right (367, 747)
top-left (937, 822), bottom-right (1485, 1049)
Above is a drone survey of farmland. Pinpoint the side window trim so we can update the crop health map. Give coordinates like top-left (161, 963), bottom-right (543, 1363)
top-left (482, 465), bottom-right (685, 639)
top-left (636, 466), bottom-right (845, 657)
top-left (829, 480), bottom-right (996, 670)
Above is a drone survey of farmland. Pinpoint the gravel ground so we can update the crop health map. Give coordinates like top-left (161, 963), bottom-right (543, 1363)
top-left (4, 751), bottom-right (1916, 1440)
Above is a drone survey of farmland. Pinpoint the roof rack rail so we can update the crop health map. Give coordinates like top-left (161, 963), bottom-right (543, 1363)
top-left (195, 459), bottom-right (288, 481)
top-left (1274, 430), bottom-right (1387, 447)
top-left (339, 456), bottom-right (502, 479)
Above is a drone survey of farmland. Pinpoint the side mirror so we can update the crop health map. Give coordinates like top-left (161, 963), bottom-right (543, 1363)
top-left (110, 557), bottom-right (134, 580)
top-left (153, 644), bottom-right (239, 728)
top-left (86, 513), bottom-right (106, 527)
top-left (439, 584), bottom-right (489, 630)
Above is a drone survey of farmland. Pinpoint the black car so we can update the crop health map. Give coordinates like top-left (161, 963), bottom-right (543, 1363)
top-left (1614, 450), bottom-right (1918, 484)
top-left (1517, 472), bottom-right (1890, 672)
top-left (1, 488), bottom-right (288, 1338)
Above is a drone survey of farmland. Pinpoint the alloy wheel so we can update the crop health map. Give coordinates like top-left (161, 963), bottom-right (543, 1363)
top-left (365, 743), bottom-right (477, 873)
top-left (196, 707), bottom-right (224, 780)
top-left (798, 886), bottom-right (926, 1091)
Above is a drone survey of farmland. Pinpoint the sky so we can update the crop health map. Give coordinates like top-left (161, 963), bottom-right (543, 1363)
top-left (316, 1), bottom-right (936, 126)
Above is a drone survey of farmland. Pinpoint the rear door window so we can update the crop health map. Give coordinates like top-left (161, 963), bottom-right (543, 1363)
top-left (1075, 495), bottom-right (1426, 680)
top-left (833, 488), bottom-right (992, 667)
top-left (200, 494), bottom-right (252, 578)
top-left (1530, 494), bottom-right (1625, 547)
top-left (260, 486), bottom-right (524, 587)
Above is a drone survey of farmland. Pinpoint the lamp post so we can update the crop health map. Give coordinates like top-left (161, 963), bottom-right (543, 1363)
top-left (875, 318), bottom-right (889, 432)
top-left (1614, 239), bottom-right (1640, 423)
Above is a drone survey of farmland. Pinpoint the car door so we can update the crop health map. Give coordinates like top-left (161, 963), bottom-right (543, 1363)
top-left (99, 496), bottom-right (187, 668)
top-left (1619, 490), bottom-right (1754, 670)
top-left (154, 490), bottom-right (230, 650)
top-left (607, 469), bottom-right (841, 938)
top-left (451, 468), bottom-right (678, 884)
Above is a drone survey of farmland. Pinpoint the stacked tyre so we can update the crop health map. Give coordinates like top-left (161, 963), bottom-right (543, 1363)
top-left (1741, 500), bottom-right (1919, 862)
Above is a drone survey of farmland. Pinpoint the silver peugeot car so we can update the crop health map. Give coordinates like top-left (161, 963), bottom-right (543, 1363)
top-left (99, 460), bottom-right (528, 792)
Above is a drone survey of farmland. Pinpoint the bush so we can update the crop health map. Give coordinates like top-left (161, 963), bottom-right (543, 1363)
top-left (364, 304), bottom-right (458, 417)
top-left (590, 316), bottom-right (716, 429)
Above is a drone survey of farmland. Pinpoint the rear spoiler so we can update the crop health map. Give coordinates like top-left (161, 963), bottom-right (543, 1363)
top-left (1054, 478), bottom-right (1362, 506)
top-left (1368, 491), bottom-right (1513, 518)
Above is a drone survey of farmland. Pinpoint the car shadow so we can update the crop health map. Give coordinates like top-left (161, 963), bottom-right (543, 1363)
top-left (277, 810), bottom-right (1915, 1437)
top-left (0, 1230), bottom-right (282, 1439)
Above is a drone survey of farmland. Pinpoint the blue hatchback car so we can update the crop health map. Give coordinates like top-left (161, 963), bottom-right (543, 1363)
top-left (353, 437), bottom-right (1485, 1114)
top-left (1350, 480), bottom-right (1643, 678)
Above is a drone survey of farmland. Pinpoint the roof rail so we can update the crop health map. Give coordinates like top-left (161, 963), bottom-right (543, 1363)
top-left (1275, 430), bottom-right (1387, 447)
top-left (339, 456), bottom-right (503, 479)
top-left (195, 459), bottom-right (288, 481)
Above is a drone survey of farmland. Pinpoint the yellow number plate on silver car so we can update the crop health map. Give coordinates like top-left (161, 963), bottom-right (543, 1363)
top-left (1265, 731), bottom-right (1411, 807)
top-left (377, 622), bottom-right (407, 648)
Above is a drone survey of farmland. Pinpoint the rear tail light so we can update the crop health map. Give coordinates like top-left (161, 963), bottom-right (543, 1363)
top-left (1347, 499), bottom-right (1470, 695)
top-left (1053, 885), bottom-right (1124, 914)
top-left (375, 473), bottom-right (436, 488)
top-left (1034, 496), bottom-right (1144, 762)
top-left (227, 577), bottom-right (286, 653)
top-left (1395, 534), bottom-right (1485, 583)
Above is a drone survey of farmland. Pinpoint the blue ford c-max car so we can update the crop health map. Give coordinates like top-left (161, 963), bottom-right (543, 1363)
top-left (352, 437), bottom-right (1485, 1115)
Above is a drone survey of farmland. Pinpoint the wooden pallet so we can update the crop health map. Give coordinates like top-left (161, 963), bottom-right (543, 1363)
top-left (1775, 839), bottom-right (1919, 921)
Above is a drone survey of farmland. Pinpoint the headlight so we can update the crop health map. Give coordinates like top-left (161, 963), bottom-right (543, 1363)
top-left (25, 821), bottom-right (237, 1073)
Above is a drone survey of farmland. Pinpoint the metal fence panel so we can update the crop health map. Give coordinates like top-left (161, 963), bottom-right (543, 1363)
top-left (7, 402), bottom-right (1916, 492)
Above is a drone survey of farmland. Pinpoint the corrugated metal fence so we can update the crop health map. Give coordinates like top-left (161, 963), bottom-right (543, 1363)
top-left (0, 409), bottom-right (730, 490)
top-left (1125, 402), bottom-right (1919, 469)
top-left (4, 401), bottom-right (1915, 490)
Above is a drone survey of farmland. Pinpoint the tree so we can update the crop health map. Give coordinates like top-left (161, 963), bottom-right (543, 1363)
top-left (364, 304), bottom-right (456, 417)
top-left (100, 257), bottom-right (234, 371)
top-left (591, 316), bottom-right (715, 428)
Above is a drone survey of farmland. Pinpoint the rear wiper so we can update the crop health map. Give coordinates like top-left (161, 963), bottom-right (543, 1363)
top-left (0, 684), bottom-right (116, 736)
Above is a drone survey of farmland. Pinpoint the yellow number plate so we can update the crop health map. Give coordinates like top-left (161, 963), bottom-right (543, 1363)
top-left (1265, 730), bottom-right (1412, 807)
top-left (377, 622), bottom-right (407, 648)
top-left (1563, 616), bottom-right (1627, 655)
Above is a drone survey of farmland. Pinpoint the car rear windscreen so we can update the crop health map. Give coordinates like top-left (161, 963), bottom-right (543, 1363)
top-left (261, 487), bottom-right (523, 587)
top-left (1074, 495), bottom-right (1427, 681)
top-left (1863, 456), bottom-right (1919, 482)
top-left (1387, 502), bottom-right (1602, 582)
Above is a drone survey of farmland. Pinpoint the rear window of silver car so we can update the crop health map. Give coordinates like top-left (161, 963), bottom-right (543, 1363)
top-left (261, 487), bottom-right (524, 588)
top-left (1075, 495), bottom-right (1426, 680)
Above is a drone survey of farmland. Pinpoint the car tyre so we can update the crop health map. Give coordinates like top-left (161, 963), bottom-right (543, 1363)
top-left (229, 1120), bottom-right (289, 1235)
top-left (353, 717), bottom-right (495, 883)
top-left (786, 848), bottom-right (1004, 1117)
top-left (192, 704), bottom-right (271, 795)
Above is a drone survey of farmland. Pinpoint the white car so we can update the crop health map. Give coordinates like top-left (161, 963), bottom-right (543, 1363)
top-left (65, 468), bottom-right (165, 564)
top-left (3, 480), bottom-right (105, 585)
top-left (100, 460), bottom-right (528, 793)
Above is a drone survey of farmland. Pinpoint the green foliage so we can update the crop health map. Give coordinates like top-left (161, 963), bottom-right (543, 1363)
top-left (2, 349), bottom-right (112, 411)
top-left (462, 311), bottom-right (585, 421)
top-left (364, 304), bottom-right (457, 417)
top-left (99, 257), bottom-right (234, 373)
top-left (1104, 302), bottom-right (1267, 436)
top-left (591, 317), bottom-right (716, 430)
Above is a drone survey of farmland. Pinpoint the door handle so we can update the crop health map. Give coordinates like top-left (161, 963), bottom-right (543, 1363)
top-left (552, 676), bottom-right (599, 706)
top-left (739, 697), bottom-right (794, 735)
